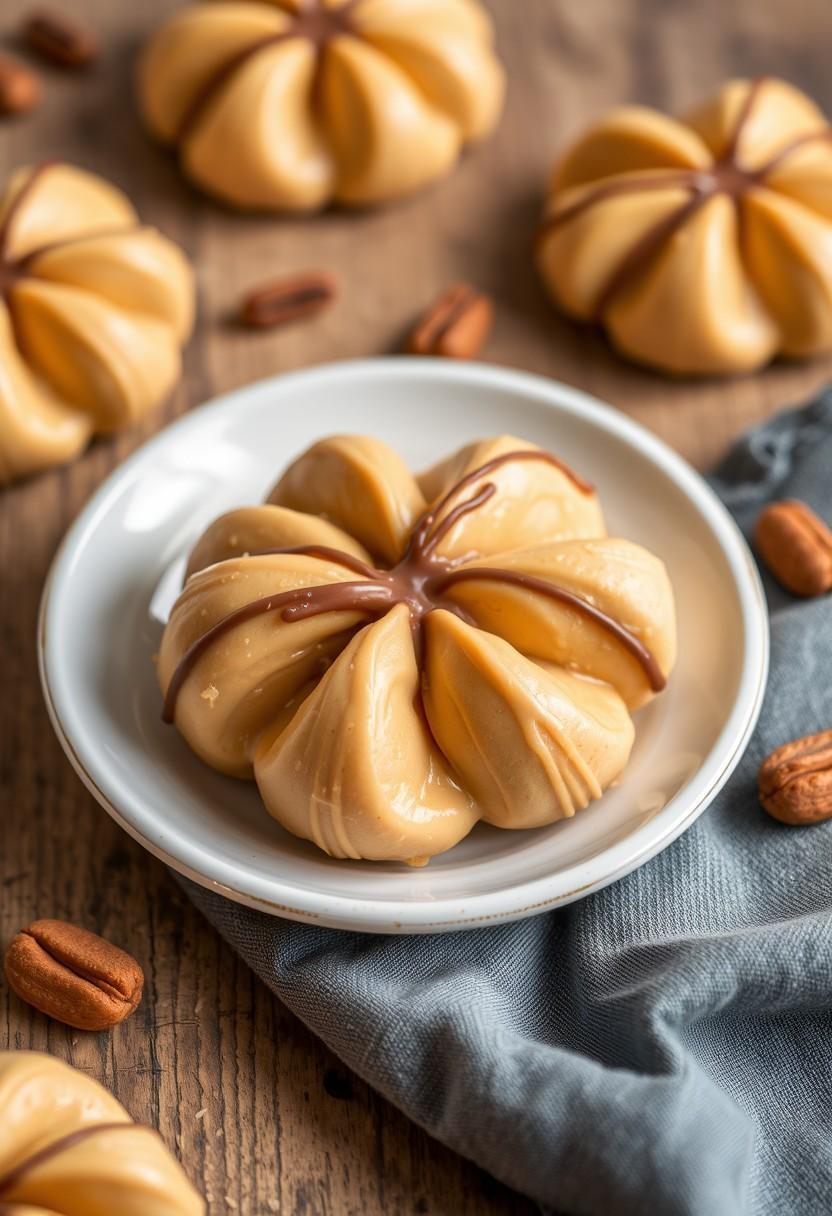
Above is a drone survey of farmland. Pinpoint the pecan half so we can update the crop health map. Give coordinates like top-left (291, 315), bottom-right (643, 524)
top-left (23, 10), bottom-right (98, 69)
top-left (239, 271), bottom-right (336, 329)
top-left (406, 284), bottom-right (494, 359)
top-left (758, 730), bottom-right (832, 826)
top-left (754, 499), bottom-right (832, 597)
top-left (0, 55), bottom-right (41, 115)
top-left (4, 919), bottom-right (144, 1030)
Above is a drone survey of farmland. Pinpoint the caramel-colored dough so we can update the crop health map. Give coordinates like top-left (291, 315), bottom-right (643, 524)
top-left (159, 434), bottom-right (676, 864)
top-left (138, 0), bottom-right (505, 211)
top-left (536, 77), bottom-right (832, 375)
top-left (0, 1051), bottom-right (204, 1215)
top-left (0, 163), bottom-right (194, 484)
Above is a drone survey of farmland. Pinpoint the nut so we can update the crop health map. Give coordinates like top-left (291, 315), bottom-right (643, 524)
top-left (23, 9), bottom-right (98, 69)
top-left (239, 271), bottom-right (336, 328)
top-left (758, 730), bottom-right (832, 825)
top-left (406, 284), bottom-right (494, 358)
top-left (0, 55), bottom-right (41, 116)
top-left (4, 919), bottom-right (144, 1030)
top-left (754, 499), bottom-right (832, 597)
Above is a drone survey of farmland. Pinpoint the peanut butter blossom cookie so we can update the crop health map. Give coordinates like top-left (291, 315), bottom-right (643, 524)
top-left (0, 163), bottom-right (194, 484)
top-left (0, 1051), bottom-right (204, 1213)
top-left (536, 77), bottom-right (832, 375)
top-left (138, 0), bottom-right (505, 211)
top-left (158, 435), bottom-right (676, 865)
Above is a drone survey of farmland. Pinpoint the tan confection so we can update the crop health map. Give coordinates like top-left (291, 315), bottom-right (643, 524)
top-left (184, 503), bottom-right (372, 580)
top-left (422, 612), bottom-right (635, 828)
top-left (137, 0), bottom-right (505, 211)
top-left (0, 162), bottom-right (194, 485)
top-left (536, 77), bottom-right (832, 375)
top-left (158, 434), bottom-right (676, 864)
top-left (442, 538), bottom-right (676, 709)
top-left (158, 552), bottom-right (368, 776)
top-left (267, 433), bottom-right (428, 563)
top-left (254, 605), bottom-right (479, 860)
top-left (0, 1051), bottom-right (204, 1215)
top-left (417, 434), bottom-right (606, 558)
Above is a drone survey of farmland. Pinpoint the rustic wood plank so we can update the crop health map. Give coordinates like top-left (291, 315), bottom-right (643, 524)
top-left (1, 0), bottom-right (830, 1211)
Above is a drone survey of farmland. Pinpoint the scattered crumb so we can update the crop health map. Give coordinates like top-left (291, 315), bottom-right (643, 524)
top-left (267, 1200), bottom-right (279, 1212)
top-left (195, 1107), bottom-right (207, 1120)
top-left (225, 1196), bottom-right (237, 1209)
top-left (200, 684), bottom-right (220, 707)
top-left (216, 1127), bottom-right (224, 1138)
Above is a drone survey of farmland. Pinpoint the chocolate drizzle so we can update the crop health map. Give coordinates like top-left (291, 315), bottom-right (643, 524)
top-left (0, 1121), bottom-right (141, 1197)
top-left (0, 160), bottom-right (138, 356)
top-left (175, 0), bottom-right (363, 143)
top-left (0, 162), bottom-right (55, 258)
top-left (537, 76), bottom-right (832, 320)
top-left (754, 128), bottom-right (832, 179)
top-left (250, 543), bottom-right (379, 578)
top-left (534, 169), bottom-right (696, 251)
top-left (720, 74), bottom-right (765, 164)
top-left (588, 187), bottom-right (708, 322)
top-left (162, 579), bottom-right (395, 721)
top-left (0, 162), bottom-right (56, 301)
top-left (432, 567), bottom-right (666, 691)
top-left (162, 448), bottom-right (666, 723)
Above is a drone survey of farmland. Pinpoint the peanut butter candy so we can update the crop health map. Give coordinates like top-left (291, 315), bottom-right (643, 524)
top-left (0, 1051), bottom-right (204, 1214)
top-left (138, 0), bottom-right (505, 211)
top-left (158, 434), bottom-right (676, 864)
top-left (0, 163), bottom-right (194, 484)
top-left (537, 77), bottom-right (832, 375)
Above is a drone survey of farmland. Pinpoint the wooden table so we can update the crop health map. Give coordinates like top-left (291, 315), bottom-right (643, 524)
top-left (2, 0), bottom-right (830, 1211)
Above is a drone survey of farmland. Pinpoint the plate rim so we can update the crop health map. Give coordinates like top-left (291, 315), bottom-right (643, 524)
top-left (38, 357), bottom-right (770, 933)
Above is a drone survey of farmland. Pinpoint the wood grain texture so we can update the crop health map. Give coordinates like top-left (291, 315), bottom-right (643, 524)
top-left (1, 0), bottom-right (830, 1212)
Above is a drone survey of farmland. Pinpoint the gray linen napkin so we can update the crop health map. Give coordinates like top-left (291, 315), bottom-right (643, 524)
top-left (182, 388), bottom-right (832, 1216)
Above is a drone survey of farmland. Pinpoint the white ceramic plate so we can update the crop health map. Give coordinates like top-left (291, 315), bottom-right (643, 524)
top-left (39, 359), bottom-right (768, 933)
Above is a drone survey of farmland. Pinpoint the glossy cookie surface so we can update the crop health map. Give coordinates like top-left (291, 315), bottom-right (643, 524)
top-left (537, 77), bottom-right (832, 375)
top-left (39, 360), bottom-right (768, 931)
top-left (158, 433), bottom-right (675, 864)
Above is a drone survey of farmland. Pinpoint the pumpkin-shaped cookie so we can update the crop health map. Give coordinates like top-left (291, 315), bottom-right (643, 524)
top-left (0, 163), bottom-right (194, 485)
top-left (158, 435), bottom-right (676, 864)
top-left (0, 1051), bottom-right (204, 1214)
top-left (138, 0), bottom-right (505, 211)
top-left (536, 77), bottom-right (832, 375)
